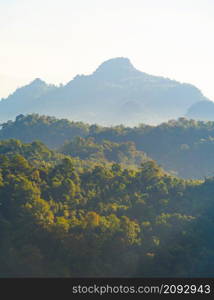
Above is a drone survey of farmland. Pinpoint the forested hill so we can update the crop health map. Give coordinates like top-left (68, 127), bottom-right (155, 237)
top-left (0, 138), bottom-right (214, 277)
top-left (0, 57), bottom-right (208, 125)
top-left (0, 114), bottom-right (90, 148)
top-left (90, 117), bottom-right (214, 179)
top-left (1, 114), bottom-right (214, 179)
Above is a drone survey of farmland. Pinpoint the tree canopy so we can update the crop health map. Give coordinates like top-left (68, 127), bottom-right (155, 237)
top-left (0, 138), bottom-right (213, 277)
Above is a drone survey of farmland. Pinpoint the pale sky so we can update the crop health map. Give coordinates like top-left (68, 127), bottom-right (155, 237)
top-left (1, 0), bottom-right (214, 100)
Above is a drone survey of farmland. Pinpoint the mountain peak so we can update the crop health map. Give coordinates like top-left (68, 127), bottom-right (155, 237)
top-left (93, 57), bottom-right (140, 79)
top-left (30, 78), bottom-right (47, 86)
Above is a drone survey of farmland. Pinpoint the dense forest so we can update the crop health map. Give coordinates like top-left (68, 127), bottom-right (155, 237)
top-left (2, 114), bottom-right (214, 178)
top-left (59, 137), bottom-right (148, 167)
top-left (0, 138), bottom-right (214, 277)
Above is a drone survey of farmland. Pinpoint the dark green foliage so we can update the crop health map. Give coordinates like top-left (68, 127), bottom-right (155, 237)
top-left (0, 114), bottom-right (90, 149)
top-left (90, 118), bottom-right (214, 178)
top-left (3, 114), bottom-right (214, 178)
top-left (59, 136), bottom-right (148, 167)
top-left (0, 139), bottom-right (213, 277)
top-left (0, 139), bottom-right (61, 162)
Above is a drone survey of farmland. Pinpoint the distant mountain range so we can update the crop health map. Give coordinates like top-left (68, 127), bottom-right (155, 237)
top-left (186, 100), bottom-right (214, 120)
top-left (0, 57), bottom-right (212, 125)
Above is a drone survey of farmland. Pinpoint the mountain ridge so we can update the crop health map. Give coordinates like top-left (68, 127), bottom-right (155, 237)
top-left (0, 57), bottom-right (209, 125)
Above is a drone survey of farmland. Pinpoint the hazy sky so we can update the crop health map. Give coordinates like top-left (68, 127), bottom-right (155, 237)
top-left (1, 0), bottom-right (214, 100)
